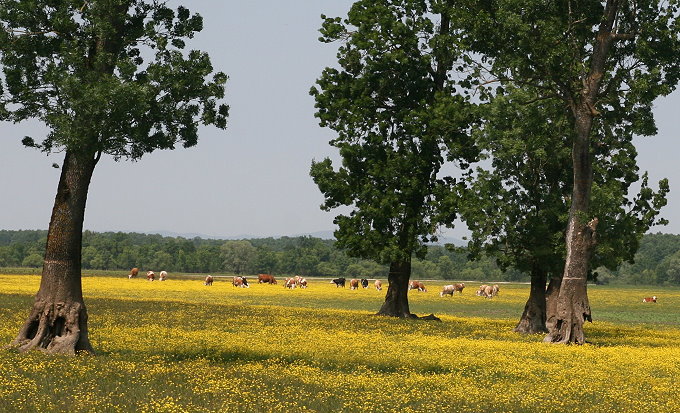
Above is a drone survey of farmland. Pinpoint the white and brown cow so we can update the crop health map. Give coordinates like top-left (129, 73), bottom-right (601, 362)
top-left (204, 275), bottom-right (214, 286)
top-left (642, 296), bottom-right (657, 303)
top-left (476, 285), bottom-right (488, 296)
top-left (409, 281), bottom-right (427, 292)
top-left (128, 267), bottom-right (139, 279)
top-left (233, 276), bottom-right (249, 288)
top-left (374, 280), bottom-right (383, 291)
top-left (479, 284), bottom-right (500, 298)
top-left (440, 285), bottom-right (455, 297)
top-left (159, 270), bottom-right (168, 281)
top-left (146, 271), bottom-right (155, 281)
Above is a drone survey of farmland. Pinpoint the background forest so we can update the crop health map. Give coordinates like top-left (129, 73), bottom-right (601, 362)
top-left (1, 229), bottom-right (678, 285)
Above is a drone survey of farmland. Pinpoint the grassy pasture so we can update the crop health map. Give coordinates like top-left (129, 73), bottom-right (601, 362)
top-left (1, 274), bottom-right (679, 412)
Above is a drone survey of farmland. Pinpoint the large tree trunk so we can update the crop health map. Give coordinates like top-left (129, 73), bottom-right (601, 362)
top-left (544, 217), bottom-right (597, 344)
top-left (544, 1), bottom-right (622, 344)
top-left (377, 260), bottom-right (414, 318)
top-left (514, 267), bottom-right (547, 334)
top-left (11, 150), bottom-right (98, 354)
top-left (544, 102), bottom-right (597, 344)
top-left (544, 274), bottom-right (562, 333)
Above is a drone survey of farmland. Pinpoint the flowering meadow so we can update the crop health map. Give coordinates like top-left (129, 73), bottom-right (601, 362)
top-left (1, 274), bottom-right (679, 412)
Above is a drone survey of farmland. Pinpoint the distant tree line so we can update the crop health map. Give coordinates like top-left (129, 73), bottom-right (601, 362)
top-left (1, 229), bottom-right (679, 284)
top-left (0, 229), bottom-right (519, 280)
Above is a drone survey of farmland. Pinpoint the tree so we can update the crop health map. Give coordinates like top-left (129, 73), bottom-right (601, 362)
top-left (461, 85), bottom-right (669, 334)
top-left (311, 0), bottom-right (477, 317)
top-left (457, 0), bottom-right (680, 343)
top-left (0, 1), bottom-right (228, 354)
top-left (22, 253), bottom-right (44, 268)
top-left (220, 240), bottom-right (256, 275)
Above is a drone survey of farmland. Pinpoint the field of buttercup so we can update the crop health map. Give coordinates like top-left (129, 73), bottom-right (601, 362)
top-left (1, 274), bottom-right (679, 412)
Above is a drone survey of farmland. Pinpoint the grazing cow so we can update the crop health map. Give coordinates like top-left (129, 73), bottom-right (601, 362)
top-left (440, 285), bottom-right (455, 297)
top-left (128, 267), bottom-right (139, 279)
top-left (374, 280), bottom-right (383, 291)
top-left (360, 278), bottom-right (369, 289)
top-left (453, 283), bottom-right (465, 294)
top-left (483, 285), bottom-right (494, 298)
top-left (284, 277), bottom-right (297, 289)
top-left (298, 277), bottom-right (308, 289)
top-left (331, 277), bottom-right (346, 288)
top-left (642, 296), bottom-right (657, 303)
top-left (159, 270), bottom-right (167, 281)
top-left (258, 274), bottom-right (278, 284)
top-left (204, 275), bottom-right (214, 286)
top-left (480, 284), bottom-right (500, 298)
top-left (349, 279), bottom-right (360, 290)
top-left (476, 285), bottom-right (488, 296)
top-left (409, 281), bottom-right (427, 292)
top-left (146, 271), bottom-right (155, 281)
top-left (233, 276), bottom-right (249, 288)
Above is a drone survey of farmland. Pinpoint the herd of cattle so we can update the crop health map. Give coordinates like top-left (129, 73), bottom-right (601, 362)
top-left (126, 269), bottom-right (658, 302)
top-left (200, 274), bottom-right (503, 299)
top-left (127, 268), bottom-right (167, 281)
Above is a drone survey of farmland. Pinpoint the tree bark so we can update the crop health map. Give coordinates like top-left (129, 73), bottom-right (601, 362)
top-left (377, 260), bottom-right (415, 318)
top-left (514, 267), bottom-right (548, 334)
top-left (544, 274), bottom-right (562, 333)
top-left (11, 150), bottom-right (98, 354)
top-left (544, 218), bottom-right (597, 344)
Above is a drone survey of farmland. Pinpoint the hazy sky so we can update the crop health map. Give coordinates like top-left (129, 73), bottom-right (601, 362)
top-left (1, 1), bottom-right (678, 239)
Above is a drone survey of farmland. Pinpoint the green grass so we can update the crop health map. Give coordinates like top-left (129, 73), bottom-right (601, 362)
top-left (0, 274), bottom-right (679, 412)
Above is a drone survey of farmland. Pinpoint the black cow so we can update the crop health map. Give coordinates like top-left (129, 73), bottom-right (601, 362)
top-left (330, 277), bottom-right (346, 288)
top-left (360, 278), bottom-right (369, 288)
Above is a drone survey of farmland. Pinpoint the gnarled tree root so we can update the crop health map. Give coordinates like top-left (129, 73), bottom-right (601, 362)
top-left (10, 300), bottom-right (94, 355)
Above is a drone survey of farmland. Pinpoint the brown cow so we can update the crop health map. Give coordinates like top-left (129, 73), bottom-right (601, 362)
top-left (128, 267), bottom-right (139, 279)
top-left (453, 283), bottom-right (465, 294)
top-left (349, 279), bottom-right (360, 290)
top-left (258, 274), bottom-right (278, 284)
top-left (204, 275), bottom-right (214, 286)
top-left (146, 271), bottom-right (155, 281)
top-left (409, 281), bottom-right (427, 292)
top-left (374, 280), bottom-right (383, 291)
top-left (642, 296), bottom-right (657, 303)
top-left (159, 270), bottom-right (168, 281)
top-left (476, 285), bottom-right (488, 296)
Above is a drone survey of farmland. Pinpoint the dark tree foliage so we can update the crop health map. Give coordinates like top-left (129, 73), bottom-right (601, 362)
top-left (461, 85), bottom-right (669, 334)
top-left (310, 0), bottom-right (478, 318)
top-left (455, 0), bottom-right (680, 344)
top-left (0, 0), bottom-right (228, 354)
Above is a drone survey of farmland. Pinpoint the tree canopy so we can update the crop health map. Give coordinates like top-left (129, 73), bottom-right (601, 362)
top-left (0, 0), bottom-right (229, 158)
top-left (310, 0), bottom-right (479, 317)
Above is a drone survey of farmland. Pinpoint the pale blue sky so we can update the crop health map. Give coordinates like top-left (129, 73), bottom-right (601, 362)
top-left (0, 1), bottom-right (678, 239)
